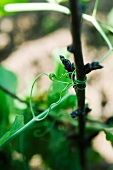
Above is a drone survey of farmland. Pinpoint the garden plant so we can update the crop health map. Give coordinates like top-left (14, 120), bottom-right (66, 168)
top-left (0, 0), bottom-right (113, 170)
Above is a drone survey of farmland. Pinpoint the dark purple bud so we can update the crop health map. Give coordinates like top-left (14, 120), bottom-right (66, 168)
top-left (59, 55), bottom-right (75, 73)
top-left (84, 61), bottom-right (103, 74)
top-left (71, 108), bottom-right (82, 118)
top-left (67, 45), bottom-right (74, 53)
top-left (85, 107), bottom-right (92, 115)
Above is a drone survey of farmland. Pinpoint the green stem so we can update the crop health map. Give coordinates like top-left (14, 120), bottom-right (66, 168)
top-left (92, 0), bottom-right (99, 18)
top-left (30, 73), bottom-right (49, 118)
top-left (0, 93), bottom-right (70, 149)
top-left (71, 116), bottom-right (110, 131)
top-left (98, 20), bottom-right (113, 33)
top-left (4, 3), bottom-right (70, 15)
top-left (98, 48), bottom-right (113, 63)
top-left (82, 14), bottom-right (113, 50)
top-left (86, 123), bottom-right (109, 131)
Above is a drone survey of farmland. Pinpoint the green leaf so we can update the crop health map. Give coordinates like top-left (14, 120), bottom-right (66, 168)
top-left (0, 66), bottom-right (17, 91)
top-left (0, 66), bottom-right (17, 136)
top-left (58, 94), bottom-right (77, 109)
top-left (0, 66), bottom-right (17, 118)
top-left (104, 128), bottom-right (113, 142)
top-left (48, 127), bottom-right (80, 170)
top-left (87, 147), bottom-right (102, 168)
top-left (107, 8), bottom-right (113, 27)
top-left (10, 115), bottom-right (24, 131)
top-left (82, 14), bottom-right (113, 50)
top-left (98, 20), bottom-right (113, 34)
top-left (0, 115), bottom-right (24, 148)
top-left (52, 48), bottom-right (71, 92)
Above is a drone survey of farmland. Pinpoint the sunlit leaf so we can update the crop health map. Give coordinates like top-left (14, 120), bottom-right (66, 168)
top-left (0, 115), bottom-right (24, 148)
top-left (107, 8), bottom-right (113, 27)
top-left (0, 66), bottom-right (17, 92)
top-left (0, 66), bottom-right (17, 114)
top-left (82, 14), bottom-right (113, 50)
top-left (98, 20), bottom-right (113, 33)
top-left (0, 66), bottom-right (17, 136)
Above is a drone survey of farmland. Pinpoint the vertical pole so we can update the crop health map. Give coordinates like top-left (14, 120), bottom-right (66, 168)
top-left (69, 0), bottom-right (86, 169)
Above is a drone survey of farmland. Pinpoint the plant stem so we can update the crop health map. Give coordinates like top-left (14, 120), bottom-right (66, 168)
top-left (4, 3), bottom-right (70, 15)
top-left (92, 0), bottom-right (99, 18)
top-left (69, 0), bottom-right (86, 169)
top-left (0, 93), bottom-right (70, 149)
top-left (82, 14), bottom-right (113, 50)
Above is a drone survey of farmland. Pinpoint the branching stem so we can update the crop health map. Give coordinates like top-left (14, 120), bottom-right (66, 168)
top-left (0, 85), bottom-right (29, 106)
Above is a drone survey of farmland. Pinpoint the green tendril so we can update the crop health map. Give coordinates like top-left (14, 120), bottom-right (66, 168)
top-left (98, 49), bottom-right (113, 63)
top-left (34, 83), bottom-right (71, 137)
top-left (49, 73), bottom-right (58, 81)
top-left (71, 70), bottom-right (76, 80)
top-left (92, 0), bottom-right (99, 18)
top-left (49, 73), bottom-right (71, 84)
top-left (60, 73), bottom-right (69, 78)
top-left (48, 82), bottom-right (72, 112)
top-left (30, 70), bottom-right (86, 125)
top-left (30, 72), bottom-right (72, 122)
top-left (74, 76), bottom-right (87, 90)
top-left (30, 72), bottom-right (48, 118)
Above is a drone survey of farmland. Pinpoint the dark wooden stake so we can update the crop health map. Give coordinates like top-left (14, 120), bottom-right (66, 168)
top-left (69, 0), bottom-right (86, 169)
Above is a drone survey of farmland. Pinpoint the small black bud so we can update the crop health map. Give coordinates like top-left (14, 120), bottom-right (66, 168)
top-left (84, 61), bottom-right (103, 74)
top-left (59, 55), bottom-right (75, 78)
top-left (60, 55), bottom-right (72, 71)
top-left (71, 108), bottom-right (82, 118)
top-left (67, 45), bottom-right (74, 53)
top-left (92, 61), bottom-right (103, 69)
top-left (85, 107), bottom-right (92, 115)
